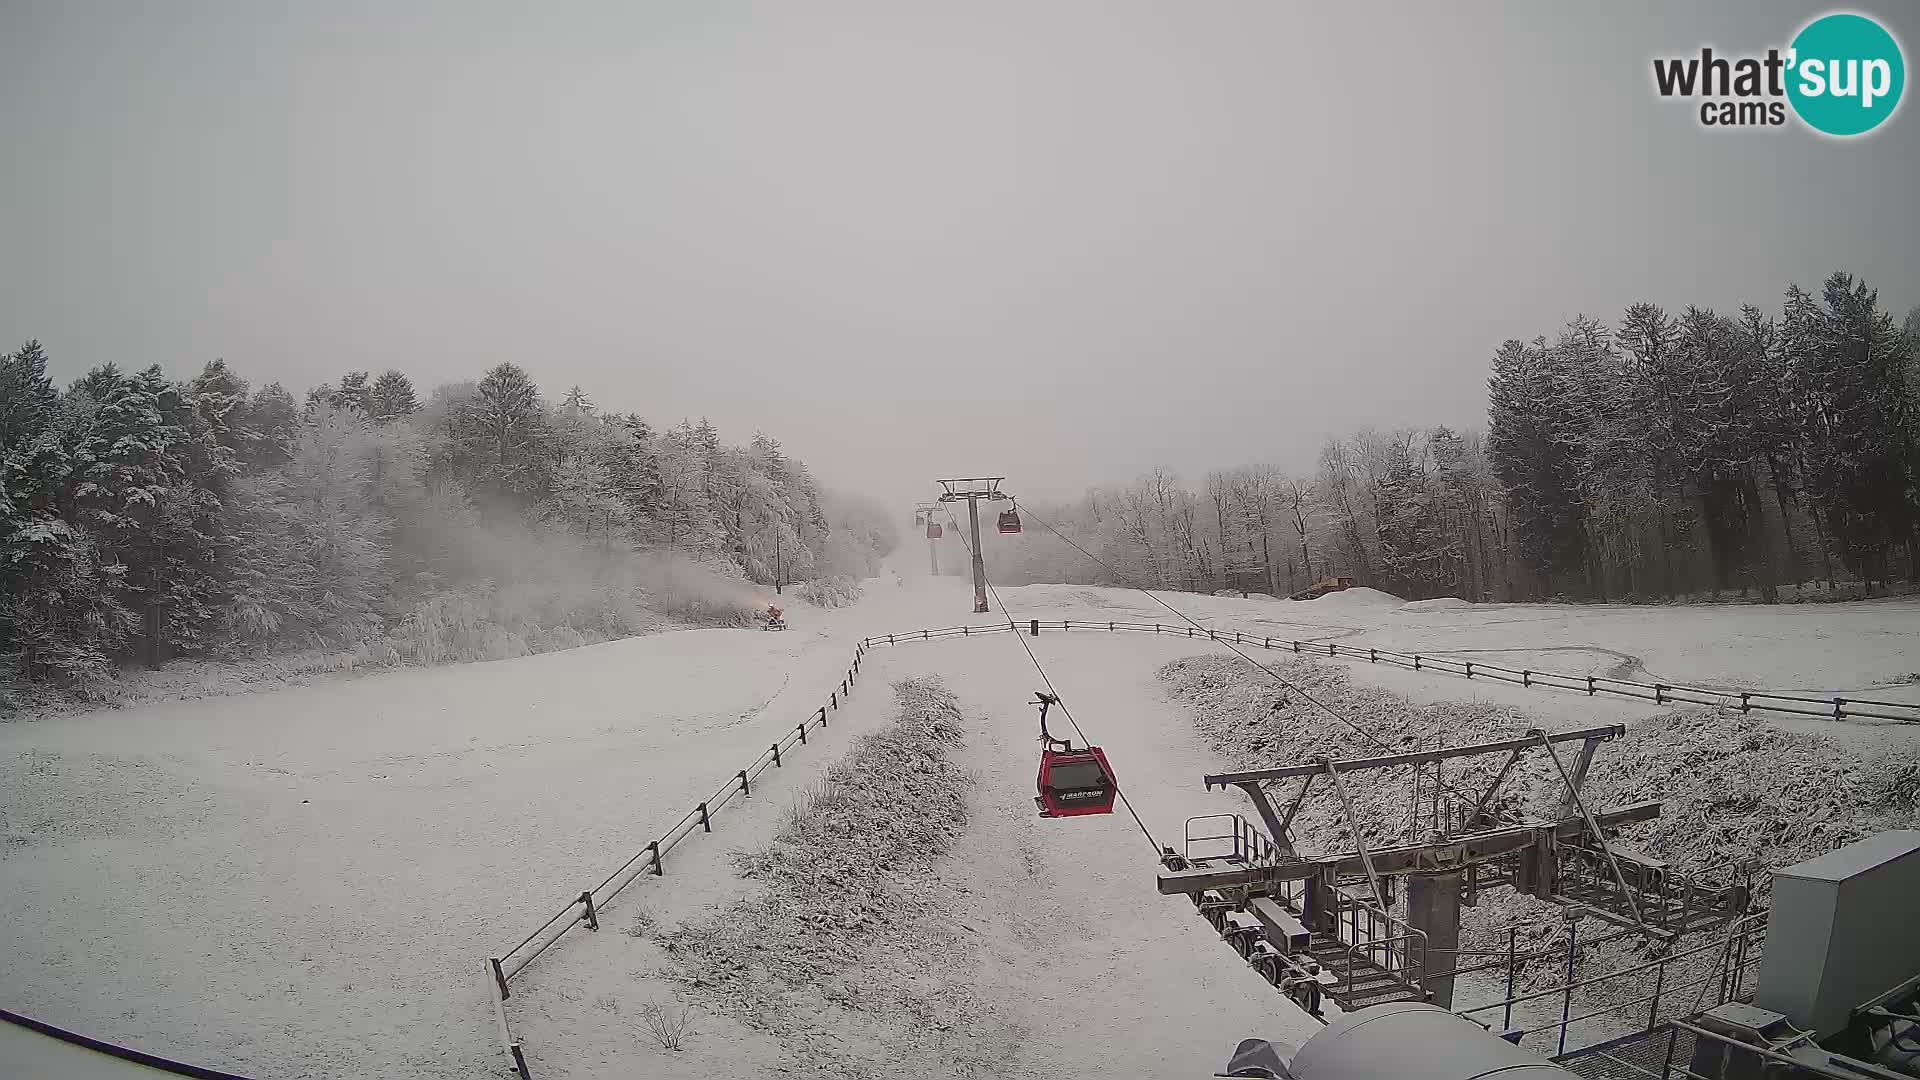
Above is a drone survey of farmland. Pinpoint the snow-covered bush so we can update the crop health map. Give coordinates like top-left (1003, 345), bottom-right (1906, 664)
top-left (793, 576), bottom-right (863, 608)
top-left (664, 678), bottom-right (972, 1057)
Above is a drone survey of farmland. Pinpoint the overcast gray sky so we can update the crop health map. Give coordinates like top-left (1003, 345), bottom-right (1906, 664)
top-left (4, 2), bottom-right (1917, 512)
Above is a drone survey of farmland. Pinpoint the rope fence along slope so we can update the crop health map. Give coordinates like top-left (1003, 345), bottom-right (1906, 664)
top-left (484, 641), bottom-right (869, 1079)
top-left (859, 621), bottom-right (1920, 725)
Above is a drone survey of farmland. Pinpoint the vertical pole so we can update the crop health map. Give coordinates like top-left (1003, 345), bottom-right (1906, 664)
top-left (967, 497), bottom-right (988, 613)
top-left (491, 957), bottom-right (511, 1000)
top-left (1503, 928), bottom-right (1517, 1031)
top-left (1558, 914), bottom-right (1580, 1056)
top-left (775, 528), bottom-right (782, 595)
top-left (1648, 955), bottom-right (1666, 1031)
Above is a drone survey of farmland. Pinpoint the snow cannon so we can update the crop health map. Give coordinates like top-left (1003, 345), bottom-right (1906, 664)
top-left (1223, 1002), bottom-right (1580, 1079)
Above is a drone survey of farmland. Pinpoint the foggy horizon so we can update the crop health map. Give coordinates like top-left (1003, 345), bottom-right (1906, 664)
top-left (6, 1), bottom-right (1918, 512)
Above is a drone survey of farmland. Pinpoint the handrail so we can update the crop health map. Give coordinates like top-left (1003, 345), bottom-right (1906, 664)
top-left (1455, 913), bottom-right (1769, 1020)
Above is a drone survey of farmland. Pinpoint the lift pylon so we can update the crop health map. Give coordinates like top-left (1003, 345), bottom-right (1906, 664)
top-left (934, 477), bottom-right (1012, 613)
top-left (914, 502), bottom-right (943, 575)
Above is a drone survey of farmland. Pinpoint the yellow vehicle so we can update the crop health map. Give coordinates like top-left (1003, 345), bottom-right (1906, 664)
top-left (1288, 576), bottom-right (1355, 601)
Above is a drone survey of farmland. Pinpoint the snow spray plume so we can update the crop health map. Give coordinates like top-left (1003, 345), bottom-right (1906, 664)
top-left (380, 510), bottom-right (764, 665)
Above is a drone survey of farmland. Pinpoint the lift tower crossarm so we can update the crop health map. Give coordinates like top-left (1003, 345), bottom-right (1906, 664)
top-left (1203, 725), bottom-right (1625, 787)
top-left (1156, 800), bottom-right (1663, 895)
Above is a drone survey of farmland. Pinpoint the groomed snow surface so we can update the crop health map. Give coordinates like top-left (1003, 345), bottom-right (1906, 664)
top-left (4, 568), bottom-right (1920, 1078)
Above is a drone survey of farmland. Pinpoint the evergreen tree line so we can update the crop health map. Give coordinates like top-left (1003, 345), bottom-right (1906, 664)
top-left (977, 272), bottom-right (1920, 604)
top-left (0, 351), bottom-right (897, 685)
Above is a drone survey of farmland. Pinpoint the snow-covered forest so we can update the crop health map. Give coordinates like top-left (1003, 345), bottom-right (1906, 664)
top-left (983, 273), bottom-right (1920, 603)
top-left (0, 352), bottom-right (898, 690)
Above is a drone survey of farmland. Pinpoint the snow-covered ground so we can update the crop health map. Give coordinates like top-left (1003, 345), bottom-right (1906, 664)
top-left (5, 566), bottom-right (1919, 1078)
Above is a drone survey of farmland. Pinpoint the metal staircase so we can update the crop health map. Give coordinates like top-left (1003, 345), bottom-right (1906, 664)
top-left (1169, 815), bottom-right (1430, 1018)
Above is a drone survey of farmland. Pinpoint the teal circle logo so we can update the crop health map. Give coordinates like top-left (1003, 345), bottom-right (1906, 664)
top-left (1787, 13), bottom-right (1905, 136)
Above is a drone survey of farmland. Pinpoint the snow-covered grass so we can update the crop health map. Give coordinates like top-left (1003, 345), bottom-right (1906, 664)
top-left (658, 677), bottom-right (994, 1078)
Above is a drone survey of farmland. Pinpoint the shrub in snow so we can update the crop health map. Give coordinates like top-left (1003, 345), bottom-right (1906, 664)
top-left (662, 679), bottom-right (975, 1065)
top-left (639, 998), bottom-right (696, 1052)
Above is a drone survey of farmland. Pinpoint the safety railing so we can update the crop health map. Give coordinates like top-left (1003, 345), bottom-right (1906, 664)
top-left (1553, 1018), bottom-right (1874, 1080)
top-left (1554, 841), bottom-right (1755, 937)
top-left (1326, 883), bottom-right (1429, 1003)
top-left (1457, 912), bottom-right (1769, 1060)
top-left (861, 621), bottom-right (1920, 724)
top-left (1183, 812), bottom-right (1284, 867)
top-left (484, 641), bottom-right (870, 1080)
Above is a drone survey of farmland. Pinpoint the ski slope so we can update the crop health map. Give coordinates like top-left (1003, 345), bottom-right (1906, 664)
top-left (3, 566), bottom-right (1918, 1078)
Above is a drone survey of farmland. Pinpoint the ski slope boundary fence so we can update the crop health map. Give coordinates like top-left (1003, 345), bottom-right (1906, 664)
top-left (484, 641), bottom-right (869, 1080)
top-left (858, 620), bottom-right (1920, 725)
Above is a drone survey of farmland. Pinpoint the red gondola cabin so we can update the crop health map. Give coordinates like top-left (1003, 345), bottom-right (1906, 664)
top-left (997, 509), bottom-right (1022, 534)
top-left (1029, 692), bottom-right (1116, 818)
top-left (926, 521), bottom-right (943, 539)
top-left (1036, 744), bottom-right (1117, 817)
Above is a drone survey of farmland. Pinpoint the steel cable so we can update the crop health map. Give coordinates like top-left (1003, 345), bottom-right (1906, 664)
top-left (941, 506), bottom-right (1164, 857)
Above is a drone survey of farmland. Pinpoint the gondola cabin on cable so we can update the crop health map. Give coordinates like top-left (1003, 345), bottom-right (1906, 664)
top-left (997, 508), bottom-right (1022, 534)
top-left (926, 520), bottom-right (943, 539)
top-left (1031, 692), bottom-right (1117, 818)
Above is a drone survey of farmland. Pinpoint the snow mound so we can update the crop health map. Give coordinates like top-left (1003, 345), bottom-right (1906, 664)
top-left (1400, 597), bottom-right (1474, 611)
top-left (1300, 586), bottom-right (1404, 608)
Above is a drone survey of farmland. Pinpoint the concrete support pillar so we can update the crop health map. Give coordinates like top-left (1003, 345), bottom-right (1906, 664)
top-left (1408, 871), bottom-right (1464, 1009)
